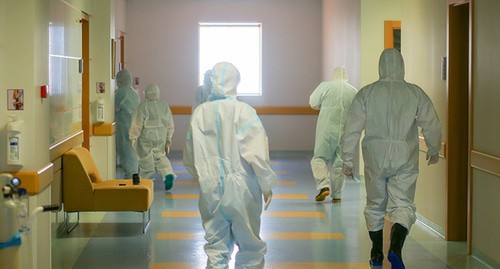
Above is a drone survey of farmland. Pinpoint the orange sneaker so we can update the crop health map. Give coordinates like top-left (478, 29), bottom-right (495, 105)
top-left (315, 187), bottom-right (330, 202)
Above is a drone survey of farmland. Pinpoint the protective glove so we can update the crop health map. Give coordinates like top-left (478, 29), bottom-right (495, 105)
top-left (342, 163), bottom-right (354, 178)
top-left (263, 191), bottom-right (273, 210)
top-left (426, 152), bottom-right (439, 165)
top-left (130, 139), bottom-right (137, 150)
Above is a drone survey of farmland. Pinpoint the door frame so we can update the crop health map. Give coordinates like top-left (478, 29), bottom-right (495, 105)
top-left (81, 16), bottom-right (90, 149)
top-left (119, 31), bottom-right (125, 70)
top-left (384, 20), bottom-right (401, 50)
top-left (446, 0), bottom-right (472, 244)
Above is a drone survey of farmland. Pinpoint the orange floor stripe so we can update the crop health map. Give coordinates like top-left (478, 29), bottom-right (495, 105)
top-left (263, 232), bottom-right (344, 240)
top-left (162, 211), bottom-right (325, 218)
top-left (162, 212), bottom-right (200, 217)
top-left (156, 232), bottom-right (344, 241)
top-left (156, 232), bottom-right (197, 240)
top-left (150, 262), bottom-right (369, 269)
top-left (150, 262), bottom-right (193, 269)
top-left (264, 212), bottom-right (325, 218)
top-left (277, 180), bottom-right (296, 185)
top-left (274, 170), bottom-right (287, 175)
top-left (174, 180), bottom-right (198, 186)
top-left (165, 193), bottom-right (199, 199)
top-left (167, 193), bottom-right (310, 200)
top-left (175, 180), bottom-right (294, 186)
top-left (268, 262), bottom-right (370, 269)
top-left (273, 194), bottom-right (308, 199)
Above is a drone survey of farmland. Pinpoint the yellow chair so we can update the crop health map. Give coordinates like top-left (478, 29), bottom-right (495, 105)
top-left (62, 147), bottom-right (154, 233)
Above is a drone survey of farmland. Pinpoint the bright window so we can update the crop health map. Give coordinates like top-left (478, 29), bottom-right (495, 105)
top-left (199, 23), bottom-right (262, 96)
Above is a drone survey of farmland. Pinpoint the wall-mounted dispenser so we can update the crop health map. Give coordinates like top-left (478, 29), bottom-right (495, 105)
top-left (6, 115), bottom-right (23, 167)
top-left (96, 96), bottom-right (104, 123)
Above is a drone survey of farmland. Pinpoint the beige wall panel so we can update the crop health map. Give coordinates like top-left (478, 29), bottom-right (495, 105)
top-left (416, 155), bottom-right (447, 233)
top-left (90, 135), bottom-right (116, 180)
top-left (401, 0), bottom-right (447, 140)
top-left (472, 0), bottom-right (500, 266)
top-left (471, 170), bottom-right (500, 266)
top-left (473, 1), bottom-right (500, 157)
top-left (360, 0), bottom-right (401, 87)
top-left (400, 0), bottom-right (447, 232)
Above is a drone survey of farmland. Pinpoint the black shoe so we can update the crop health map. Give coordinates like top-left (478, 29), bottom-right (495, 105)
top-left (370, 252), bottom-right (384, 268)
top-left (369, 230), bottom-right (384, 267)
top-left (388, 223), bottom-right (408, 269)
top-left (315, 187), bottom-right (330, 201)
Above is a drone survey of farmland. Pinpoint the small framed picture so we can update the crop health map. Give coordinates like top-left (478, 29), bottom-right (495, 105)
top-left (97, 82), bottom-right (105, 93)
top-left (8, 89), bottom-right (24, 110)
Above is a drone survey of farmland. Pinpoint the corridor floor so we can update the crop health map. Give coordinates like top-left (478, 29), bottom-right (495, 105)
top-left (52, 151), bottom-right (488, 269)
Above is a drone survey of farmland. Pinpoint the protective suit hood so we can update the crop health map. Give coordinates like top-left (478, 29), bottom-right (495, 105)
top-left (210, 62), bottom-right (240, 100)
top-left (331, 67), bottom-right (348, 81)
top-left (379, 48), bottom-right (405, 81)
top-left (145, 84), bottom-right (160, 100)
top-left (116, 69), bottom-right (132, 88)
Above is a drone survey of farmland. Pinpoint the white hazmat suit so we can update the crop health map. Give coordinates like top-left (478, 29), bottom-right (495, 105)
top-left (341, 48), bottom-right (442, 232)
top-left (115, 69), bottom-right (140, 179)
top-left (129, 84), bottom-right (175, 189)
top-left (310, 67), bottom-right (357, 201)
top-left (183, 62), bottom-right (277, 269)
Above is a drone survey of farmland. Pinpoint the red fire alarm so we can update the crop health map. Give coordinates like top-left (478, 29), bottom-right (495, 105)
top-left (41, 85), bottom-right (48, 98)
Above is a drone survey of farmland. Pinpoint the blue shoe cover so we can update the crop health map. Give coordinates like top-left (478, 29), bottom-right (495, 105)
top-left (388, 250), bottom-right (405, 269)
top-left (164, 174), bottom-right (174, 190)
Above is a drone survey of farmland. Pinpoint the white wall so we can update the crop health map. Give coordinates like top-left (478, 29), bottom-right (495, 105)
top-left (322, 0), bottom-right (361, 176)
top-left (0, 1), bottom-right (52, 268)
top-left (1, 2), bottom-right (119, 267)
top-left (322, 0), bottom-right (361, 89)
top-left (115, 0), bottom-right (126, 35)
top-left (89, 0), bottom-right (117, 179)
top-left (0, 3), bottom-right (51, 172)
top-left (125, 0), bottom-right (324, 151)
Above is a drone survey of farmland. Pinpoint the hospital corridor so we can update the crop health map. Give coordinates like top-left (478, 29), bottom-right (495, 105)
top-left (50, 152), bottom-right (486, 269)
top-left (1, 0), bottom-right (500, 269)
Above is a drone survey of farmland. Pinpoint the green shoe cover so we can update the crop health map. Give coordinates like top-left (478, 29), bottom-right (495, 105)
top-left (164, 174), bottom-right (174, 190)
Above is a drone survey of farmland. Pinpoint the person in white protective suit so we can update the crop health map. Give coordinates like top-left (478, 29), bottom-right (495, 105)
top-left (309, 67), bottom-right (357, 203)
top-left (183, 62), bottom-right (277, 269)
top-left (115, 69), bottom-right (140, 179)
top-left (341, 48), bottom-right (442, 269)
top-left (129, 83), bottom-right (176, 190)
top-left (192, 69), bottom-right (212, 112)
